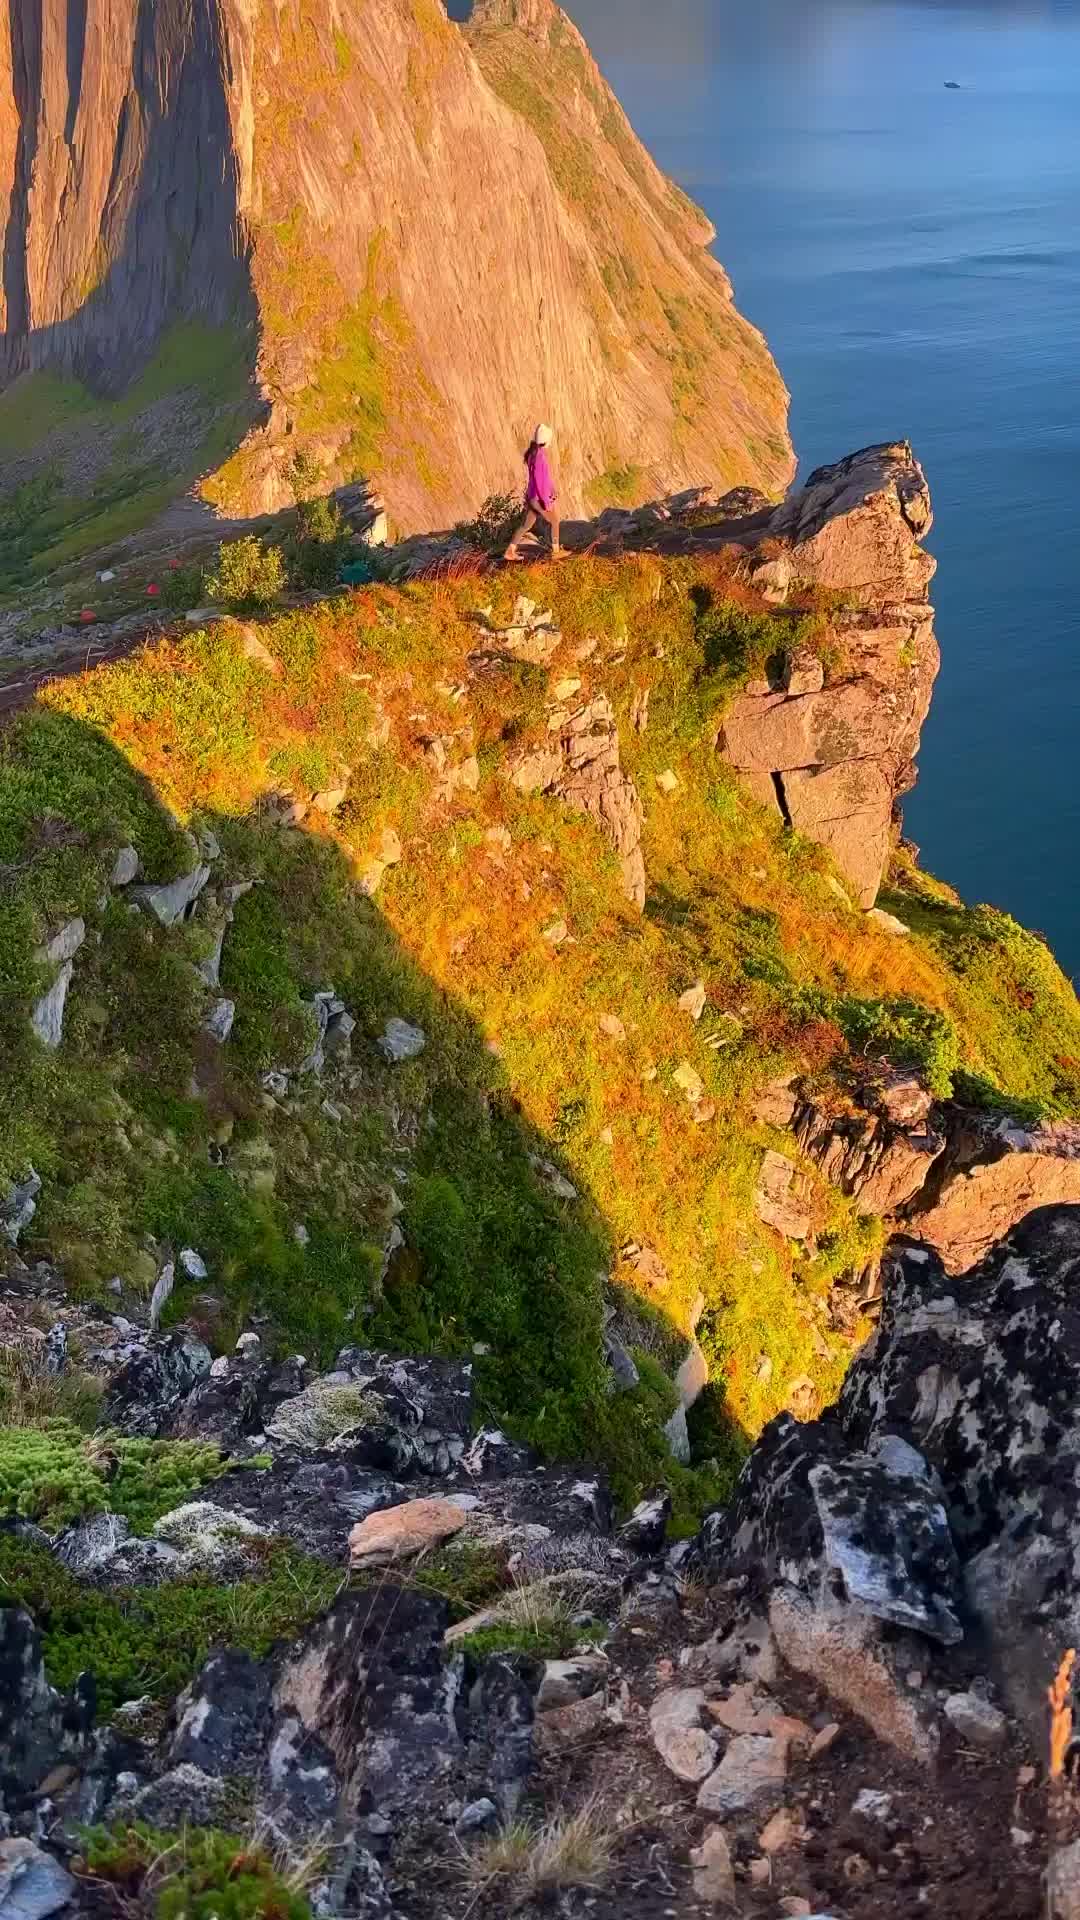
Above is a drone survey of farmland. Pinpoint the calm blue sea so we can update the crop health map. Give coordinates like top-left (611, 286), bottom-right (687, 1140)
top-left (567, 0), bottom-right (1080, 975)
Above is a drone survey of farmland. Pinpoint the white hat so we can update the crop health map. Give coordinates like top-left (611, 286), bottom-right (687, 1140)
top-left (534, 422), bottom-right (554, 446)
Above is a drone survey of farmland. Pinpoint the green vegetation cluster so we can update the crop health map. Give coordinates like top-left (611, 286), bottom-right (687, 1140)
top-left (0, 1420), bottom-right (228, 1531)
top-left (77, 1823), bottom-right (315, 1919)
top-left (0, 1533), bottom-right (339, 1716)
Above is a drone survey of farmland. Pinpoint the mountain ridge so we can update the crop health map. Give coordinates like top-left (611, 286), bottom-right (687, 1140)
top-left (0, 0), bottom-right (792, 564)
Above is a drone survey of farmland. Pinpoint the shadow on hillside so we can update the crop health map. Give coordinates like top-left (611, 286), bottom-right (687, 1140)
top-left (3, 704), bottom-right (749, 1503)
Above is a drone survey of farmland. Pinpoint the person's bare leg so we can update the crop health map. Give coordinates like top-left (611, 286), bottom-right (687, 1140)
top-left (547, 507), bottom-right (563, 556)
top-left (505, 507), bottom-right (537, 558)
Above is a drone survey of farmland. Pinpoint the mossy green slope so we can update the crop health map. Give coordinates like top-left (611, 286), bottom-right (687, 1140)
top-left (3, 553), bottom-right (1079, 1514)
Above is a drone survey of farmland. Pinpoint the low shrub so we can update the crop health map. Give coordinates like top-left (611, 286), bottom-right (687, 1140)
top-left (0, 1421), bottom-right (226, 1532)
top-left (836, 993), bottom-right (959, 1098)
top-left (459, 1618), bottom-right (589, 1661)
top-left (453, 492), bottom-right (521, 553)
top-left (205, 537), bottom-right (286, 612)
top-left (286, 495), bottom-right (354, 590)
top-left (159, 562), bottom-right (207, 612)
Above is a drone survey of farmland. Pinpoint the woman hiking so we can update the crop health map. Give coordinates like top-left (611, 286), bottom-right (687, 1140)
top-left (505, 422), bottom-right (564, 560)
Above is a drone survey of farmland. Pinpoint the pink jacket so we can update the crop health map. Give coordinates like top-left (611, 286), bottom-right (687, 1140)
top-left (525, 443), bottom-right (556, 510)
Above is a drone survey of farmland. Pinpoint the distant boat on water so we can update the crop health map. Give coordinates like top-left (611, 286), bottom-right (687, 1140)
top-left (944, 79), bottom-right (962, 88)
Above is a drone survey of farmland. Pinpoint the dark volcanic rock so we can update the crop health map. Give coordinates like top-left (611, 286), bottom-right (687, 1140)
top-left (170, 1649), bottom-right (273, 1776)
top-left (0, 1608), bottom-right (92, 1811)
top-left (102, 1331), bottom-right (212, 1438)
top-left (208, 1456), bottom-right (404, 1562)
top-left (276, 1585), bottom-right (461, 1823)
top-left (695, 1413), bottom-right (962, 1645)
top-left (691, 1204), bottom-right (1080, 1748)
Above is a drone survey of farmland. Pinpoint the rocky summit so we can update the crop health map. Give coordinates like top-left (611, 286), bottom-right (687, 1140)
top-left (1, 5), bottom-right (1080, 1915)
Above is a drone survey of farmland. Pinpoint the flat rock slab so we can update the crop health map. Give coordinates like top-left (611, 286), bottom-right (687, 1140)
top-left (349, 1496), bottom-right (467, 1567)
top-left (653, 1721), bottom-right (717, 1782)
top-left (755, 1150), bottom-right (813, 1240)
top-left (0, 1838), bottom-right (76, 1920)
top-left (697, 1732), bottom-right (788, 1818)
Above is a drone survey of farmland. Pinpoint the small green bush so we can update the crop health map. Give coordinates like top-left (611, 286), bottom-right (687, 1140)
top-left (107, 1437), bottom-right (228, 1533)
top-left (0, 1421), bottom-right (226, 1532)
top-left (160, 562), bottom-right (207, 611)
top-left (286, 495), bottom-right (353, 590)
top-left (836, 993), bottom-right (959, 1099)
top-left (205, 537), bottom-right (286, 612)
top-left (458, 1618), bottom-right (589, 1662)
top-left (78, 1823), bottom-right (314, 1919)
top-left (406, 1540), bottom-right (509, 1617)
top-left (0, 1421), bottom-right (105, 1528)
top-left (453, 492), bottom-right (521, 553)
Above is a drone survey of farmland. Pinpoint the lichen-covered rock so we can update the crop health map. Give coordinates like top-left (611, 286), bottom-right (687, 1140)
top-left (0, 1608), bottom-right (92, 1809)
top-left (275, 1585), bottom-right (461, 1820)
top-left (695, 1412), bottom-right (962, 1645)
top-left (835, 1208), bottom-right (1080, 1735)
top-left (691, 1205), bottom-right (1080, 1751)
top-left (0, 1172), bottom-right (41, 1248)
top-left (332, 1350), bottom-right (473, 1469)
top-left (102, 1331), bottom-right (212, 1438)
top-left (377, 1017), bottom-right (426, 1063)
top-left (195, 1454), bottom-right (404, 1562)
top-left (129, 861), bottom-right (212, 928)
top-left (0, 1837), bottom-right (75, 1920)
top-left (170, 1649), bottom-right (273, 1776)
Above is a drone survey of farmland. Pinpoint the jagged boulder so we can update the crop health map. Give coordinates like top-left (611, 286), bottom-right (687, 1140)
top-left (769, 440), bottom-right (935, 607)
top-left (792, 1065), bottom-right (946, 1216)
top-left (770, 1064), bottom-right (1080, 1279)
top-left (905, 1109), bottom-right (1080, 1272)
top-left (691, 1204), bottom-right (1080, 1750)
top-left (0, 1608), bottom-right (94, 1811)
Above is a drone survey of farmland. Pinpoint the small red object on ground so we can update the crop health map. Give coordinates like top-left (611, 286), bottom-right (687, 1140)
top-left (146, 583), bottom-right (160, 596)
top-left (79, 608), bottom-right (96, 623)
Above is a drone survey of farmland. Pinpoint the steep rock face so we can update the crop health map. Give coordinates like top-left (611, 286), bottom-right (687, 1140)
top-left (0, 0), bottom-right (793, 531)
top-left (905, 1109), bottom-right (1080, 1272)
top-left (717, 443), bottom-right (939, 906)
top-left (0, 0), bottom-right (254, 386)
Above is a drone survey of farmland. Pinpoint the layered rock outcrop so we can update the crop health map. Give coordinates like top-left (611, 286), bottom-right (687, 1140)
top-left (716, 443), bottom-right (940, 906)
top-left (779, 1062), bottom-right (1080, 1275)
top-left (0, 0), bottom-right (792, 530)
